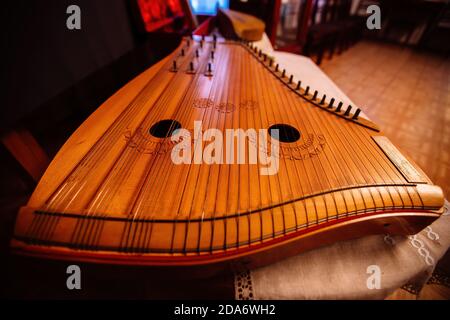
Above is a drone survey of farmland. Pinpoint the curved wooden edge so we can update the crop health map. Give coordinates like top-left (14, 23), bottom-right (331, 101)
top-left (10, 209), bottom-right (440, 276)
top-left (26, 44), bottom-right (182, 208)
top-left (217, 9), bottom-right (265, 42)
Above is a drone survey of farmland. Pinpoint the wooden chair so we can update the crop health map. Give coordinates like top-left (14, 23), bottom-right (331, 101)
top-left (303, 0), bottom-right (363, 64)
top-left (380, 0), bottom-right (438, 45)
top-left (1, 128), bottom-right (49, 183)
top-left (302, 0), bottom-right (341, 64)
top-left (418, 1), bottom-right (450, 53)
top-left (333, 0), bottom-right (365, 54)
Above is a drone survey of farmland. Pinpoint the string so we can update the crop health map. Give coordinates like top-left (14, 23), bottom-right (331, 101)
top-left (122, 39), bottom-right (219, 252)
top-left (31, 39), bottom-right (197, 245)
top-left (27, 37), bottom-right (430, 252)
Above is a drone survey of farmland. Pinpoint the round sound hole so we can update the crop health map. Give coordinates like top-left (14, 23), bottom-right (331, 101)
top-left (268, 124), bottom-right (301, 143)
top-left (149, 119), bottom-right (182, 138)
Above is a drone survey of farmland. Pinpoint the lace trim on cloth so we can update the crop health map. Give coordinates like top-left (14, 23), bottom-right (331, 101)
top-left (401, 283), bottom-right (422, 295)
top-left (400, 268), bottom-right (450, 296)
top-left (443, 202), bottom-right (449, 216)
top-left (427, 268), bottom-right (450, 288)
top-left (408, 235), bottom-right (435, 266)
top-left (233, 200), bottom-right (449, 299)
top-left (235, 270), bottom-right (255, 300)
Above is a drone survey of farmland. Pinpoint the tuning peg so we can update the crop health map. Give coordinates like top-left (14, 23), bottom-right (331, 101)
top-left (328, 98), bottom-right (335, 108)
top-left (296, 81), bottom-right (301, 90)
top-left (312, 90), bottom-right (318, 100)
top-left (344, 105), bottom-right (352, 116)
top-left (269, 58), bottom-right (273, 67)
top-left (352, 108), bottom-right (361, 120)
top-left (289, 75), bottom-right (293, 84)
top-left (195, 50), bottom-right (199, 58)
top-left (171, 60), bottom-right (177, 71)
top-left (205, 63), bottom-right (212, 76)
top-left (320, 94), bottom-right (326, 104)
top-left (336, 101), bottom-right (343, 112)
top-left (211, 51), bottom-right (215, 60)
top-left (281, 69), bottom-right (286, 78)
top-left (305, 86), bottom-right (310, 95)
top-left (275, 64), bottom-right (279, 72)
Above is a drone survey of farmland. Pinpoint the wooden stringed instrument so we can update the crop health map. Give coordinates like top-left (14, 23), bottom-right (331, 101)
top-left (11, 10), bottom-right (444, 273)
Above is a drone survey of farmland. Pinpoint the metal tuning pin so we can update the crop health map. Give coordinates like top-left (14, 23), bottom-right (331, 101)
top-left (289, 75), bottom-right (293, 84)
top-left (200, 40), bottom-right (203, 48)
top-left (181, 49), bottom-right (185, 56)
top-left (213, 41), bottom-right (216, 49)
top-left (336, 101), bottom-right (343, 112)
top-left (213, 34), bottom-right (217, 42)
top-left (195, 50), bottom-right (199, 58)
top-left (188, 61), bottom-right (194, 73)
top-left (281, 69), bottom-right (286, 78)
top-left (320, 94), bottom-right (326, 104)
top-left (211, 51), bottom-right (215, 60)
top-left (205, 63), bottom-right (213, 76)
top-left (259, 49), bottom-right (262, 57)
top-left (263, 54), bottom-right (267, 62)
top-left (344, 105), bottom-right (352, 116)
top-left (269, 59), bottom-right (273, 67)
top-left (305, 86), bottom-right (310, 95)
top-left (312, 90), bottom-right (318, 100)
top-left (202, 35), bottom-right (205, 41)
top-left (352, 108), bottom-right (361, 120)
top-left (296, 80), bottom-right (301, 90)
top-left (171, 60), bottom-right (177, 72)
top-left (275, 64), bottom-right (279, 72)
top-left (328, 98), bottom-right (335, 108)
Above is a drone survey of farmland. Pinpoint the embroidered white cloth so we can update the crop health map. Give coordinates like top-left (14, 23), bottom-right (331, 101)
top-left (235, 200), bottom-right (449, 299)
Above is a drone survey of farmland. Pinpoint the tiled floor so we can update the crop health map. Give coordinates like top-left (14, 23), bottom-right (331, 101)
top-left (322, 41), bottom-right (450, 300)
top-left (321, 41), bottom-right (450, 199)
